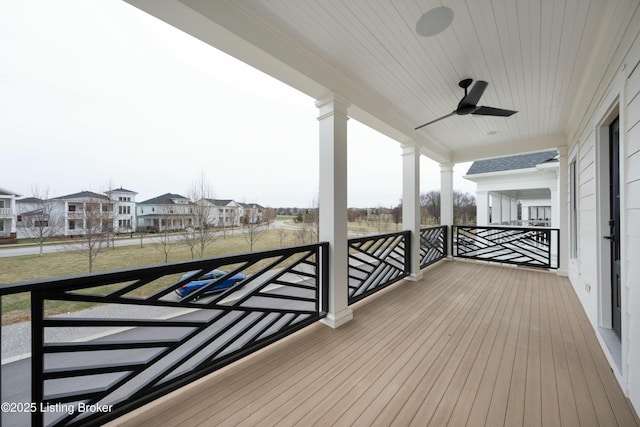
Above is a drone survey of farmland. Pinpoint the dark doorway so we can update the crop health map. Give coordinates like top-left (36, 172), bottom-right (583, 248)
top-left (608, 117), bottom-right (621, 339)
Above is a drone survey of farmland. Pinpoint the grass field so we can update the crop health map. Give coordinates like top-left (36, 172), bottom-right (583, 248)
top-left (0, 228), bottom-right (300, 324)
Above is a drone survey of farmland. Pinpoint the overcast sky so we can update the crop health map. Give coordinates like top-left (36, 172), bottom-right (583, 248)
top-left (0, 0), bottom-right (475, 208)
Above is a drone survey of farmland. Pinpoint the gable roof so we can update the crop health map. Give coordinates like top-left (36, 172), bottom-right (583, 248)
top-left (105, 187), bottom-right (138, 194)
top-left (17, 197), bottom-right (44, 203)
top-left (139, 193), bottom-right (190, 205)
top-left (466, 150), bottom-right (558, 175)
top-left (53, 191), bottom-right (108, 201)
top-left (239, 202), bottom-right (264, 209)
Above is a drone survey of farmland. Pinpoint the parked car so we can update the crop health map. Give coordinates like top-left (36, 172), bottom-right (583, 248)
top-left (175, 269), bottom-right (245, 297)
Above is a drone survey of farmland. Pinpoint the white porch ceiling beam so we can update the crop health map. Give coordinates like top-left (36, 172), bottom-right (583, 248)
top-left (451, 133), bottom-right (567, 163)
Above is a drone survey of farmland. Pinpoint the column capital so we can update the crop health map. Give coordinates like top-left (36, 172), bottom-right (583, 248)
top-left (556, 145), bottom-right (568, 157)
top-left (401, 142), bottom-right (420, 156)
top-left (315, 92), bottom-right (350, 118)
top-left (439, 162), bottom-right (454, 173)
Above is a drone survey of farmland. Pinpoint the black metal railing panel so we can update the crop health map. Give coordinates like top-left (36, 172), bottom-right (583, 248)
top-left (453, 225), bottom-right (559, 269)
top-left (419, 226), bottom-right (448, 268)
top-left (348, 231), bottom-right (410, 304)
top-left (1, 243), bottom-right (328, 427)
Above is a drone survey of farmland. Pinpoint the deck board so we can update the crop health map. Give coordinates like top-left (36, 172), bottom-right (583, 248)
top-left (110, 261), bottom-right (639, 427)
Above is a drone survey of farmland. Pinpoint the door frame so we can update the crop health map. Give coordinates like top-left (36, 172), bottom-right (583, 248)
top-left (595, 104), bottom-right (620, 334)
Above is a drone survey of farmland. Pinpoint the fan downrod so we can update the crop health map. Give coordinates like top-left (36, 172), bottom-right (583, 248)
top-left (459, 78), bottom-right (473, 95)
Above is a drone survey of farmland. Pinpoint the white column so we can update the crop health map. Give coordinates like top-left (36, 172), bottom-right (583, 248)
top-left (316, 93), bottom-right (352, 328)
top-left (440, 163), bottom-right (454, 256)
top-left (501, 197), bottom-right (511, 225)
top-left (491, 194), bottom-right (502, 224)
top-left (402, 143), bottom-right (423, 280)
top-left (510, 198), bottom-right (518, 223)
top-left (476, 191), bottom-right (489, 226)
top-left (557, 146), bottom-right (569, 275)
top-left (10, 196), bottom-right (17, 234)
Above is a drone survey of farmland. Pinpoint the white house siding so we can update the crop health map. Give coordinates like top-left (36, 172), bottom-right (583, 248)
top-left (569, 4), bottom-right (640, 412)
top-left (624, 37), bottom-right (640, 413)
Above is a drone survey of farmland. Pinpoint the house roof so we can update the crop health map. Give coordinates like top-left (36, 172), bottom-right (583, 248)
top-left (466, 150), bottom-right (558, 175)
top-left (17, 197), bottom-right (44, 203)
top-left (240, 202), bottom-right (264, 209)
top-left (105, 187), bottom-right (138, 194)
top-left (205, 199), bottom-right (241, 207)
top-left (139, 193), bottom-right (190, 205)
top-left (0, 187), bottom-right (21, 197)
top-left (53, 191), bottom-right (109, 201)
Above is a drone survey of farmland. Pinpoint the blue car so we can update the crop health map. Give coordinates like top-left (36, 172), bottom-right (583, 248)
top-left (175, 269), bottom-right (246, 297)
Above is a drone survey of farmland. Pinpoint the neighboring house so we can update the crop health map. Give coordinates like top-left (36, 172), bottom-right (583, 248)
top-left (201, 199), bottom-right (242, 227)
top-left (105, 187), bottom-right (138, 233)
top-left (464, 150), bottom-right (559, 227)
top-left (16, 197), bottom-right (51, 239)
top-left (51, 191), bottom-right (113, 237)
top-left (239, 202), bottom-right (264, 224)
top-left (0, 187), bottom-right (21, 240)
top-left (137, 193), bottom-right (195, 231)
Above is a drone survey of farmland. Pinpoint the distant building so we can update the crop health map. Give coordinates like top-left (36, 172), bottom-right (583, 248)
top-left (105, 187), bottom-right (138, 233)
top-left (201, 199), bottom-right (242, 227)
top-left (464, 150), bottom-right (559, 227)
top-left (239, 202), bottom-right (264, 224)
top-left (137, 193), bottom-right (195, 231)
top-left (0, 187), bottom-right (21, 240)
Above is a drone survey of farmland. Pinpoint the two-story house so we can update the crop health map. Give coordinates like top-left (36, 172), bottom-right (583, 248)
top-left (136, 193), bottom-right (195, 232)
top-left (105, 187), bottom-right (138, 234)
top-left (201, 199), bottom-right (242, 227)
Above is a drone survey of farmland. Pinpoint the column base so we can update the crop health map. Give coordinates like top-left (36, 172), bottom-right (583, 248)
top-left (406, 272), bottom-right (424, 281)
top-left (321, 307), bottom-right (353, 329)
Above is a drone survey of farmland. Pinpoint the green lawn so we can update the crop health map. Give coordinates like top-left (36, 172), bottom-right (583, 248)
top-left (0, 228), bottom-right (299, 324)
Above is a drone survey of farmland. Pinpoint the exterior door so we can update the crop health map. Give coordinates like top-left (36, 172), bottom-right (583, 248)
top-left (608, 118), bottom-right (621, 338)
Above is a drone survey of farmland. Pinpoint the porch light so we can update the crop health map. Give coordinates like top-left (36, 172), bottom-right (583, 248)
top-left (416, 6), bottom-right (454, 37)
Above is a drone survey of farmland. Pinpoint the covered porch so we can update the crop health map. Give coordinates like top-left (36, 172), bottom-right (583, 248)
top-left (112, 260), bottom-right (638, 426)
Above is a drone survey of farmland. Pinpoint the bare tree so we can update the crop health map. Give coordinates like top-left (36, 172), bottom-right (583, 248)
top-left (243, 221), bottom-right (266, 251)
top-left (187, 171), bottom-right (219, 258)
top-left (17, 186), bottom-right (63, 256)
top-left (391, 201), bottom-right (402, 230)
top-left (154, 225), bottom-right (173, 263)
top-left (421, 190), bottom-right (441, 224)
top-left (73, 198), bottom-right (110, 272)
top-left (276, 227), bottom-right (288, 247)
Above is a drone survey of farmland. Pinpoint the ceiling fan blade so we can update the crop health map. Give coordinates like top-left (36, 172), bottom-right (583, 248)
top-left (460, 80), bottom-right (488, 106)
top-left (415, 111), bottom-right (456, 130)
top-left (472, 106), bottom-right (518, 117)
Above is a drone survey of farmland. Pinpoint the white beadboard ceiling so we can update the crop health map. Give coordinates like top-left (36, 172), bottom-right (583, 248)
top-left (127, 0), bottom-right (636, 163)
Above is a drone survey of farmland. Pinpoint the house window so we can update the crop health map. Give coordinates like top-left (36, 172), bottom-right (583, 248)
top-left (68, 205), bottom-right (76, 212)
top-left (69, 220), bottom-right (75, 230)
top-left (570, 159), bottom-right (578, 258)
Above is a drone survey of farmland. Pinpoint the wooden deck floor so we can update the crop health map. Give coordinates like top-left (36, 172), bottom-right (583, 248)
top-left (112, 260), bottom-right (639, 427)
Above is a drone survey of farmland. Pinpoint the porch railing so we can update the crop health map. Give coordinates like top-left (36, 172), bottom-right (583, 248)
top-left (0, 243), bottom-right (328, 426)
top-left (419, 226), bottom-right (448, 268)
top-left (348, 231), bottom-right (410, 304)
top-left (453, 225), bottom-right (559, 269)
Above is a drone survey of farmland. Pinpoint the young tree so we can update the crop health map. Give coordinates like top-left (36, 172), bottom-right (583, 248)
top-left (187, 171), bottom-right (219, 258)
top-left (243, 221), bottom-right (266, 251)
top-left (154, 224), bottom-right (173, 263)
top-left (75, 198), bottom-right (110, 272)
